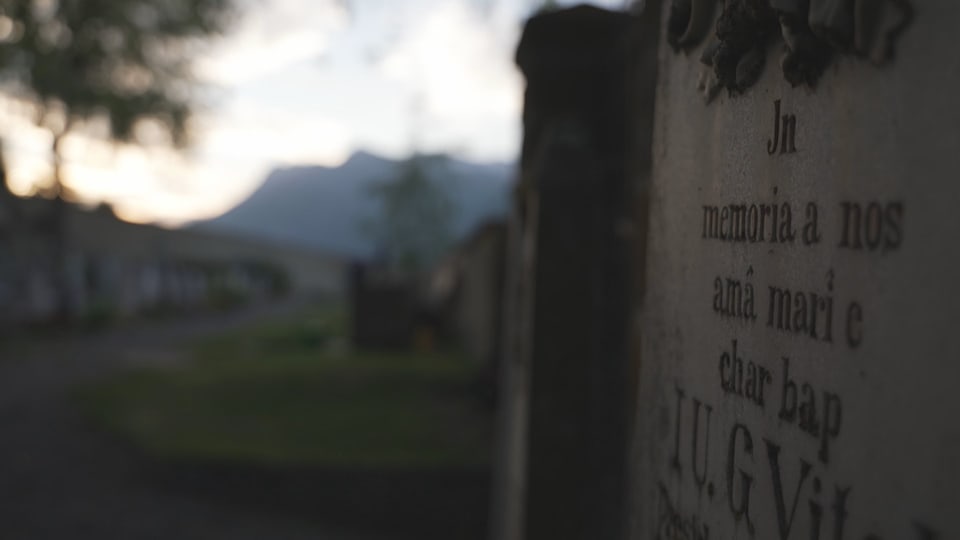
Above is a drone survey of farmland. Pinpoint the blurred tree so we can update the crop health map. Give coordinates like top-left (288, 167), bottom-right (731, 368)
top-left (0, 0), bottom-right (236, 319)
top-left (0, 0), bottom-right (235, 188)
top-left (365, 155), bottom-right (456, 275)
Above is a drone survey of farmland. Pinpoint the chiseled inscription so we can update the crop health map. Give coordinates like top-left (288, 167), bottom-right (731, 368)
top-left (767, 100), bottom-right (798, 156)
top-left (712, 265), bottom-right (864, 348)
top-left (658, 376), bottom-right (939, 540)
top-left (652, 106), bottom-right (941, 538)
top-left (701, 196), bottom-right (903, 253)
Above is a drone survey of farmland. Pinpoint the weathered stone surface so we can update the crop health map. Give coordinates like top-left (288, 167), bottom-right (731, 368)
top-left (630, 2), bottom-right (959, 539)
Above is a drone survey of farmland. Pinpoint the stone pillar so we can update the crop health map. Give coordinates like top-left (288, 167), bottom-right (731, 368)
top-left (489, 6), bottom-right (657, 540)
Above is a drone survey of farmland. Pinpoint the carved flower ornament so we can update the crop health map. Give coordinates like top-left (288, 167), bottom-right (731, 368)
top-left (666, 0), bottom-right (914, 101)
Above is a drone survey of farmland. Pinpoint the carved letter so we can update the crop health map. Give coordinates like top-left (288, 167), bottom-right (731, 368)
top-left (766, 439), bottom-right (813, 540)
top-left (691, 398), bottom-right (713, 493)
top-left (727, 423), bottom-right (756, 533)
top-left (671, 385), bottom-right (685, 474)
top-left (768, 99), bottom-right (783, 154)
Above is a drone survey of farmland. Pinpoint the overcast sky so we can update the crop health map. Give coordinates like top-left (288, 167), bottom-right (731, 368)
top-left (0, 0), bottom-right (625, 225)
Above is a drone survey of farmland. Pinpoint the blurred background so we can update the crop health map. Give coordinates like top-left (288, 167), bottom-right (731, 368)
top-left (0, 0), bottom-right (640, 538)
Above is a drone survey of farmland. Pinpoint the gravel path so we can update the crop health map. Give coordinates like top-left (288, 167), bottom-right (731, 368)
top-left (0, 300), bottom-right (384, 540)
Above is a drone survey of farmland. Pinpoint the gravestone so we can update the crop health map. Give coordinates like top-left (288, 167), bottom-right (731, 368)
top-left (630, 1), bottom-right (959, 539)
top-left (348, 263), bottom-right (417, 349)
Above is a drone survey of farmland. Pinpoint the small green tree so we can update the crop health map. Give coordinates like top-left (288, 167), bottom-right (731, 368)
top-left (366, 155), bottom-right (456, 274)
top-left (0, 0), bottom-right (236, 318)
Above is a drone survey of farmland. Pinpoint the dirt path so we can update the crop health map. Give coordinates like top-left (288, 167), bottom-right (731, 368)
top-left (0, 299), bottom-right (383, 540)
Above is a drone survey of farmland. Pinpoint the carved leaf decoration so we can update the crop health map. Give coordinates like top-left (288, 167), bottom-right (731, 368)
top-left (667, 0), bottom-right (694, 49)
top-left (769, 0), bottom-right (806, 17)
top-left (668, 0), bottom-right (720, 51)
top-left (854, 0), bottom-right (914, 65)
top-left (710, 0), bottom-right (778, 93)
top-left (778, 9), bottom-right (832, 87)
top-left (809, 0), bottom-right (856, 50)
top-left (671, 0), bottom-right (914, 99)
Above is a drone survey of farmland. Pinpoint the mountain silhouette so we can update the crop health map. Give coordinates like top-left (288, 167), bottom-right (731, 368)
top-left (195, 151), bottom-right (514, 259)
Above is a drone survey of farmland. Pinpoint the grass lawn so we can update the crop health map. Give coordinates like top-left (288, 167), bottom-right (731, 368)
top-left (75, 307), bottom-right (493, 469)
